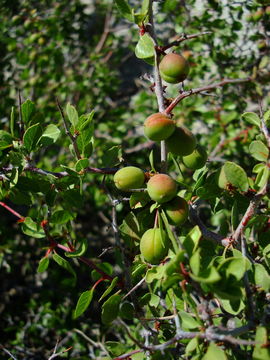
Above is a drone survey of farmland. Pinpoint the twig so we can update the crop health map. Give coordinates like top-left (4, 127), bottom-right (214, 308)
top-left (0, 346), bottom-right (18, 360)
top-left (122, 276), bottom-right (146, 300)
top-left (241, 235), bottom-right (256, 323)
top-left (0, 201), bottom-right (25, 220)
top-left (164, 77), bottom-right (252, 115)
top-left (18, 90), bottom-right (24, 140)
top-left (189, 203), bottom-right (230, 247)
top-left (74, 328), bottom-right (110, 357)
top-left (160, 31), bottom-right (212, 52)
top-left (230, 186), bottom-right (267, 244)
top-left (147, 0), bottom-right (167, 172)
top-left (56, 98), bottom-right (81, 160)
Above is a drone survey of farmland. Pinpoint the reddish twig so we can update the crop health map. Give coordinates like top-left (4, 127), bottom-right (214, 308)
top-left (0, 202), bottom-right (25, 220)
top-left (160, 31), bottom-right (212, 52)
top-left (164, 78), bottom-right (252, 115)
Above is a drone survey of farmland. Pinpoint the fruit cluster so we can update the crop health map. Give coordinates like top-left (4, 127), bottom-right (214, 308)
top-left (113, 52), bottom-right (208, 265)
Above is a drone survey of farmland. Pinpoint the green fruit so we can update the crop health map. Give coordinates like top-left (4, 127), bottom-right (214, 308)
top-left (147, 174), bottom-right (177, 203)
top-left (265, 6), bottom-right (270, 15)
top-left (253, 9), bottom-right (264, 21)
top-left (140, 228), bottom-right (168, 264)
top-left (182, 145), bottom-right (208, 170)
top-left (163, 196), bottom-right (189, 226)
top-left (113, 166), bottom-right (145, 191)
top-left (165, 126), bottom-right (197, 156)
top-left (160, 53), bottom-right (190, 83)
top-left (144, 113), bottom-right (175, 141)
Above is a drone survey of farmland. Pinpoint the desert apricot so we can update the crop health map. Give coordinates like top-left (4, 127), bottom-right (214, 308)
top-left (163, 196), bottom-right (189, 226)
top-left (159, 53), bottom-right (190, 84)
top-left (144, 113), bottom-right (175, 141)
top-left (114, 166), bottom-right (145, 191)
top-left (140, 228), bottom-right (168, 264)
top-left (165, 126), bottom-right (197, 156)
top-left (182, 145), bottom-right (208, 170)
top-left (147, 174), bottom-right (177, 203)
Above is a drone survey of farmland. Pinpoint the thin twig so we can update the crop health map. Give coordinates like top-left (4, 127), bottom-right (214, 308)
top-left (147, 0), bottom-right (167, 172)
top-left (164, 77), bottom-right (252, 115)
top-left (18, 90), bottom-right (24, 140)
top-left (122, 277), bottom-right (146, 300)
top-left (56, 98), bottom-right (81, 160)
top-left (160, 31), bottom-right (212, 51)
top-left (0, 346), bottom-right (18, 360)
top-left (189, 203), bottom-right (230, 247)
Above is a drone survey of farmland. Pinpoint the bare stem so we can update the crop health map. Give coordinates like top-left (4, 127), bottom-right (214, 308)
top-left (164, 77), bottom-right (252, 115)
top-left (160, 31), bottom-right (212, 52)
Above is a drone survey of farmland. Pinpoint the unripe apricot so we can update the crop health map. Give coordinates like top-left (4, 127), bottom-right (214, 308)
top-left (159, 53), bottom-right (190, 84)
top-left (147, 174), bottom-right (177, 203)
top-left (114, 166), bottom-right (145, 191)
top-left (165, 126), bottom-right (197, 156)
top-left (182, 145), bottom-right (208, 170)
top-left (140, 228), bottom-right (168, 264)
top-left (253, 9), bottom-right (264, 21)
top-left (144, 113), bottom-right (175, 141)
top-left (266, 6), bottom-right (270, 15)
top-left (163, 196), bottom-right (189, 226)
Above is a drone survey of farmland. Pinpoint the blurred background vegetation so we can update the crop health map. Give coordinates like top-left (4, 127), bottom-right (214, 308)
top-left (0, 0), bottom-right (269, 358)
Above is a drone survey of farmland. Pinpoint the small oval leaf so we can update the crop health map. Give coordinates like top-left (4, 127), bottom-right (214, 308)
top-left (74, 289), bottom-right (94, 318)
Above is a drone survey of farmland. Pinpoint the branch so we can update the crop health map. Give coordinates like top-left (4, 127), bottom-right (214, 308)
top-left (164, 77), bottom-right (252, 115)
top-left (230, 194), bottom-right (263, 244)
top-left (189, 203), bottom-right (230, 247)
top-left (160, 31), bottom-right (212, 52)
top-left (56, 98), bottom-right (81, 160)
top-left (1, 164), bottom-right (118, 179)
top-left (147, 0), bottom-right (167, 172)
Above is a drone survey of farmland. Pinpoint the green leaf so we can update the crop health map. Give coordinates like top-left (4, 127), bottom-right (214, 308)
top-left (179, 311), bottom-right (201, 330)
top-left (241, 112), bottom-right (260, 127)
top-left (65, 238), bottom-right (88, 258)
top-left (182, 226), bottom-right (201, 257)
top-left (101, 145), bottom-right (122, 167)
top-left (129, 192), bottom-right (151, 209)
top-left (254, 165), bottom-right (269, 191)
top-left (135, 34), bottom-right (155, 64)
top-left (23, 123), bottom-right (42, 152)
top-left (253, 327), bottom-right (270, 360)
top-left (160, 210), bottom-right (179, 253)
top-left (219, 298), bottom-right (245, 315)
top-left (0, 130), bottom-right (13, 150)
top-left (105, 341), bottom-right (126, 357)
top-left (99, 277), bottom-right (118, 302)
top-left (21, 217), bottom-right (45, 238)
top-left (21, 99), bottom-right (35, 124)
top-left (190, 266), bottom-right (221, 284)
top-left (73, 289), bottom-right (94, 318)
top-left (52, 253), bottom-right (77, 282)
top-left (39, 124), bottom-right (61, 146)
top-left (101, 293), bottom-right (121, 324)
top-left (249, 140), bottom-right (269, 162)
top-left (114, 0), bottom-right (134, 22)
top-left (217, 161), bottom-right (249, 192)
top-left (202, 342), bottom-right (227, 360)
top-left (218, 257), bottom-right (249, 281)
top-left (77, 111), bottom-right (94, 131)
top-left (145, 266), bottom-right (166, 283)
top-left (119, 212), bottom-right (140, 242)
top-left (75, 158), bottom-right (89, 172)
top-left (141, 0), bottom-right (150, 14)
top-left (149, 150), bottom-right (156, 172)
top-left (50, 210), bottom-right (74, 224)
top-left (254, 263), bottom-right (270, 291)
top-left (66, 103), bottom-right (79, 128)
top-left (37, 257), bottom-right (49, 273)
top-left (165, 250), bottom-right (185, 275)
